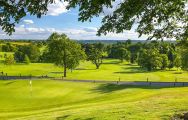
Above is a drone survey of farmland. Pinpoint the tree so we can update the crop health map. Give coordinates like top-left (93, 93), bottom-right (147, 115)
top-left (128, 42), bottom-right (142, 64)
top-left (138, 49), bottom-right (162, 71)
top-left (174, 55), bottom-right (182, 70)
top-left (177, 39), bottom-right (188, 70)
top-left (88, 43), bottom-right (106, 69)
top-left (1, 1), bottom-right (187, 41)
top-left (47, 33), bottom-right (85, 77)
top-left (117, 47), bottom-right (130, 62)
top-left (2, 43), bottom-right (16, 52)
top-left (24, 54), bottom-right (30, 64)
top-left (14, 44), bottom-right (40, 63)
top-left (160, 54), bottom-right (169, 70)
top-left (181, 50), bottom-right (188, 71)
top-left (4, 55), bottom-right (15, 65)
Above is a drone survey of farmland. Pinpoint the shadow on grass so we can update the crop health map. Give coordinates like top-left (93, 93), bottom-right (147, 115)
top-left (103, 60), bottom-right (121, 64)
top-left (56, 115), bottom-right (95, 120)
top-left (56, 115), bottom-right (70, 120)
top-left (115, 66), bottom-right (147, 74)
top-left (4, 81), bottom-right (15, 85)
top-left (75, 68), bottom-right (96, 70)
top-left (114, 66), bottom-right (165, 74)
top-left (91, 84), bottom-right (179, 93)
top-left (51, 72), bottom-right (64, 74)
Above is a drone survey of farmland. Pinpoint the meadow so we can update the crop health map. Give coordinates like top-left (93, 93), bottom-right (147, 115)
top-left (0, 59), bottom-right (188, 82)
top-left (0, 79), bottom-right (188, 120)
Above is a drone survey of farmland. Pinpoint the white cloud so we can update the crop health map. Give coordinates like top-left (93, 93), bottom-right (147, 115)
top-left (23, 19), bottom-right (34, 24)
top-left (0, 26), bottom-right (147, 40)
top-left (47, 0), bottom-right (69, 16)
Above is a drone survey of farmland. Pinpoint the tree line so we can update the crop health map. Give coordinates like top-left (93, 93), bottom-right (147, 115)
top-left (1, 33), bottom-right (188, 77)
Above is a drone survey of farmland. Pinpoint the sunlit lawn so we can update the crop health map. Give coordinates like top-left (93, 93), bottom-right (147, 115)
top-left (0, 80), bottom-right (188, 120)
top-left (0, 59), bottom-right (188, 82)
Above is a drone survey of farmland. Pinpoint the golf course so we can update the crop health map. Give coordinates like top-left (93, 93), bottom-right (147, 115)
top-left (0, 57), bottom-right (188, 119)
top-left (1, 59), bottom-right (188, 82)
top-left (0, 80), bottom-right (188, 120)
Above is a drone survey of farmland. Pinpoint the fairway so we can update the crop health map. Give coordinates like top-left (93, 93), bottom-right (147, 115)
top-left (0, 79), bottom-right (188, 120)
top-left (1, 59), bottom-right (188, 82)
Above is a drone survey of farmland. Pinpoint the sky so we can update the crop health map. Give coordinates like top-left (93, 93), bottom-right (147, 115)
top-left (0, 0), bottom-right (149, 40)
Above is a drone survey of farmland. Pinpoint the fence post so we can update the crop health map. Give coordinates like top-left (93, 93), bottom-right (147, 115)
top-left (6, 73), bottom-right (8, 80)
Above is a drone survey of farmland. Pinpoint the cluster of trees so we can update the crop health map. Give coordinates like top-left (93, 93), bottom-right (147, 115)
top-left (1, 33), bottom-right (188, 77)
top-left (14, 44), bottom-right (40, 63)
top-left (0, 42), bottom-right (42, 65)
top-left (106, 41), bottom-right (185, 71)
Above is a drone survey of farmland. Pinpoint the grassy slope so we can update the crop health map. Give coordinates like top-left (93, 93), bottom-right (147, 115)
top-left (0, 80), bottom-right (188, 120)
top-left (1, 59), bottom-right (187, 82)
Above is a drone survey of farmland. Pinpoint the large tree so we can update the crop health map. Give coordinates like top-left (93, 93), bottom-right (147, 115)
top-left (1, 0), bottom-right (187, 40)
top-left (47, 33), bottom-right (85, 77)
top-left (88, 43), bottom-right (106, 69)
top-left (138, 48), bottom-right (162, 71)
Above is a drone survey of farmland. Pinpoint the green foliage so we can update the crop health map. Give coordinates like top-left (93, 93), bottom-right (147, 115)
top-left (174, 55), bottom-right (182, 69)
top-left (14, 44), bottom-right (40, 63)
top-left (47, 33), bottom-right (86, 77)
top-left (2, 43), bottom-right (16, 52)
top-left (138, 49), bottom-right (162, 71)
top-left (178, 39), bottom-right (188, 70)
top-left (4, 54), bottom-right (15, 65)
top-left (117, 47), bottom-right (130, 62)
top-left (88, 43), bottom-right (105, 69)
top-left (0, 0), bottom-right (55, 35)
top-left (24, 54), bottom-right (30, 65)
top-left (160, 54), bottom-right (169, 70)
top-left (181, 49), bottom-right (188, 70)
top-left (1, 1), bottom-right (187, 41)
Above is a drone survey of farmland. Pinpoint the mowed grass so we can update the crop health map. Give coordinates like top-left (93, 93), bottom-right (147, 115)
top-left (0, 80), bottom-right (188, 120)
top-left (0, 59), bottom-right (188, 82)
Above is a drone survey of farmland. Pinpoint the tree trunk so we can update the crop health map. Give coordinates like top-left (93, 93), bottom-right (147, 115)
top-left (63, 50), bottom-right (67, 77)
top-left (64, 65), bottom-right (67, 77)
top-left (96, 64), bottom-right (99, 69)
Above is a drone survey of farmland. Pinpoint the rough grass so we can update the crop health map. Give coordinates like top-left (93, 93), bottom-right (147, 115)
top-left (0, 80), bottom-right (188, 120)
top-left (0, 59), bottom-right (188, 82)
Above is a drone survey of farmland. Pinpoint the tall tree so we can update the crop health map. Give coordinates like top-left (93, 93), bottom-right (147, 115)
top-left (47, 33), bottom-right (85, 77)
top-left (116, 47), bottom-right (130, 62)
top-left (88, 43), bottom-right (106, 69)
top-left (138, 48), bottom-right (162, 71)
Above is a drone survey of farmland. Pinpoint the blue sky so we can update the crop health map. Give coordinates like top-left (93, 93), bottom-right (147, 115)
top-left (0, 0), bottom-right (148, 40)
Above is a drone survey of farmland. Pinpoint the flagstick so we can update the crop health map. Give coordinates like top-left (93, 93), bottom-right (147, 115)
top-left (29, 79), bottom-right (32, 97)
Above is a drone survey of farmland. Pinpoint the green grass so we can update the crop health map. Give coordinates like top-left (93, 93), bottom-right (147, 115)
top-left (0, 59), bottom-right (188, 82)
top-left (0, 79), bottom-right (188, 120)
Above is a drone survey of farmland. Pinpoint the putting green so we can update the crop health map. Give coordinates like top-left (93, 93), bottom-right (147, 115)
top-left (0, 80), bottom-right (188, 120)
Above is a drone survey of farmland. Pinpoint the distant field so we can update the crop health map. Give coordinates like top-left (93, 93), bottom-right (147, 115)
top-left (0, 42), bottom-right (30, 46)
top-left (0, 59), bottom-right (188, 82)
top-left (0, 80), bottom-right (187, 120)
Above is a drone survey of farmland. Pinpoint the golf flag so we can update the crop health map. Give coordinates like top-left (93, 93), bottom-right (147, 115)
top-left (30, 80), bottom-right (32, 85)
